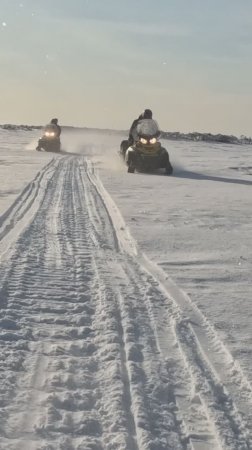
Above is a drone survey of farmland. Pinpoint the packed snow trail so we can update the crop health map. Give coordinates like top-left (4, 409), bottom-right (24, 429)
top-left (0, 155), bottom-right (251, 450)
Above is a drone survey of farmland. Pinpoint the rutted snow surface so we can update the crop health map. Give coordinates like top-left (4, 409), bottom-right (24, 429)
top-left (0, 132), bottom-right (251, 449)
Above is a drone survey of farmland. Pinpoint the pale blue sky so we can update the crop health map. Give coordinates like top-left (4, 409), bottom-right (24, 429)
top-left (1, 0), bottom-right (252, 135)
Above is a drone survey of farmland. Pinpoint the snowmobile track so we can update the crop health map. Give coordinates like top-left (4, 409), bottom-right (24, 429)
top-left (0, 155), bottom-right (251, 450)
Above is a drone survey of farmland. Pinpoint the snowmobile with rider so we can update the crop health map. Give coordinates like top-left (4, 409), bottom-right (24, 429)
top-left (36, 118), bottom-right (61, 153)
top-left (120, 109), bottom-right (173, 175)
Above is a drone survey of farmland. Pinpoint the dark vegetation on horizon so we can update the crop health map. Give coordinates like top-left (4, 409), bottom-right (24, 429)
top-left (0, 123), bottom-right (251, 145)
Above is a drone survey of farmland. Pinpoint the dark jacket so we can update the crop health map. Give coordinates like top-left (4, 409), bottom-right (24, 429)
top-left (128, 114), bottom-right (143, 144)
top-left (54, 124), bottom-right (61, 137)
top-left (50, 120), bottom-right (61, 137)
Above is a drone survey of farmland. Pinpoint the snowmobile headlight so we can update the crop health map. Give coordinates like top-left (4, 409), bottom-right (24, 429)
top-left (149, 137), bottom-right (157, 144)
top-left (50, 132), bottom-right (55, 136)
top-left (140, 137), bottom-right (148, 144)
top-left (45, 131), bottom-right (50, 136)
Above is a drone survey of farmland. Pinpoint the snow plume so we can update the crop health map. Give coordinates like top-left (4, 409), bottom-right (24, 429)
top-left (61, 128), bottom-right (126, 171)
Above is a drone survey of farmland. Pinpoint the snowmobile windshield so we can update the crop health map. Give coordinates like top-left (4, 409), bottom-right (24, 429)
top-left (45, 124), bottom-right (57, 132)
top-left (136, 119), bottom-right (160, 138)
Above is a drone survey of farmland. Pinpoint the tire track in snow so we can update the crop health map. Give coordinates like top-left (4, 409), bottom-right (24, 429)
top-left (0, 155), bottom-right (251, 449)
top-left (82, 162), bottom-right (187, 449)
top-left (0, 158), bottom-right (58, 261)
top-left (0, 156), bottom-right (140, 449)
top-left (140, 255), bottom-right (252, 449)
top-left (84, 160), bottom-right (221, 449)
top-left (86, 159), bottom-right (252, 449)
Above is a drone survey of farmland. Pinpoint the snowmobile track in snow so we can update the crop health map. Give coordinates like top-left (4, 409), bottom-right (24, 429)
top-left (0, 155), bottom-right (251, 450)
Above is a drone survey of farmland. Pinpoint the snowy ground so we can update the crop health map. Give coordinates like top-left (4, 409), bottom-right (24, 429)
top-left (0, 127), bottom-right (251, 450)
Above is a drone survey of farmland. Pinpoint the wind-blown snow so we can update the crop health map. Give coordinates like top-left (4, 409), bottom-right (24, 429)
top-left (0, 127), bottom-right (251, 449)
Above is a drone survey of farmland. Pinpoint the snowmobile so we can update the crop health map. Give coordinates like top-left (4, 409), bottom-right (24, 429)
top-left (120, 119), bottom-right (173, 175)
top-left (36, 125), bottom-right (61, 152)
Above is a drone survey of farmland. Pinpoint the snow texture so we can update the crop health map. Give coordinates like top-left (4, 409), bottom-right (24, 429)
top-left (0, 127), bottom-right (251, 450)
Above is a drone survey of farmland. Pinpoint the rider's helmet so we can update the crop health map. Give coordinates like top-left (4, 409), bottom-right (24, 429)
top-left (143, 109), bottom-right (152, 119)
top-left (51, 118), bottom-right (58, 125)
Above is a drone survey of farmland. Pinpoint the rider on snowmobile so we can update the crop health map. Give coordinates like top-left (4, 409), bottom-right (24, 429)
top-left (47, 118), bottom-right (61, 137)
top-left (128, 109), bottom-right (159, 145)
top-left (36, 118), bottom-right (61, 152)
